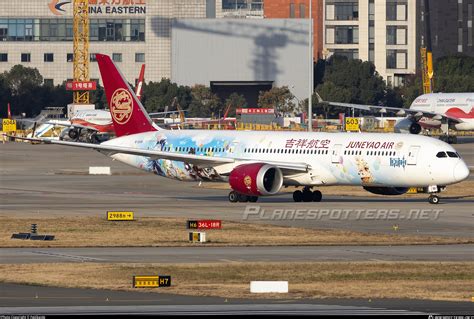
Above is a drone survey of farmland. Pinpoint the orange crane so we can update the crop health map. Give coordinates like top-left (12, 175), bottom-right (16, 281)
top-left (72, 0), bottom-right (91, 104)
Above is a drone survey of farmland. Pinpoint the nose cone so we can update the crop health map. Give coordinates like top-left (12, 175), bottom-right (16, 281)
top-left (454, 161), bottom-right (470, 182)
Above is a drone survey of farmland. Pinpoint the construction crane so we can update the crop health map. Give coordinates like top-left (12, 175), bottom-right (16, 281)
top-left (420, 0), bottom-right (434, 94)
top-left (73, 0), bottom-right (90, 104)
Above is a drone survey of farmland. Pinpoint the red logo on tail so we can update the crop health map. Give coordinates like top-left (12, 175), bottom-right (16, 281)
top-left (110, 89), bottom-right (133, 125)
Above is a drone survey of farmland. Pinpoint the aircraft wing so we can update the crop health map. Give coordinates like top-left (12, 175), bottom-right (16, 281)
top-left (20, 119), bottom-right (102, 132)
top-left (328, 102), bottom-right (464, 123)
top-left (44, 121), bottom-right (102, 132)
top-left (7, 136), bottom-right (310, 172)
top-left (149, 110), bottom-right (188, 117)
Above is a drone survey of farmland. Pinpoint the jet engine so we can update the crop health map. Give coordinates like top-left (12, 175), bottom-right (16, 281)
top-left (363, 186), bottom-right (409, 196)
top-left (394, 118), bottom-right (422, 134)
top-left (68, 128), bottom-right (80, 140)
top-left (229, 163), bottom-right (283, 196)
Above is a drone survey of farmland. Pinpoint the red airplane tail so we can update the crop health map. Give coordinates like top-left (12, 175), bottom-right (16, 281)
top-left (135, 64), bottom-right (145, 101)
top-left (96, 54), bottom-right (156, 137)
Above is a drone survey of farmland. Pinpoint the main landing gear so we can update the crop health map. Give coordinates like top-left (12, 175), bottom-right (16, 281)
top-left (293, 187), bottom-right (322, 202)
top-left (228, 191), bottom-right (258, 203)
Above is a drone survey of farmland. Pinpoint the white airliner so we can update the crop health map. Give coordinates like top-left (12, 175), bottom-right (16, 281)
top-left (14, 54), bottom-right (470, 204)
top-left (327, 92), bottom-right (474, 144)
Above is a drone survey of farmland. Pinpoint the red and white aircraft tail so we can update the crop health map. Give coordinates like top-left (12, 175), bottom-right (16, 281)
top-left (96, 54), bottom-right (156, 137)
top-left (135, 64), bottom-right (145, 101)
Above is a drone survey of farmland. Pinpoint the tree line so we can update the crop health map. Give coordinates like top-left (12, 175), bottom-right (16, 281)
top-left (1, 54), bottom-right (472, 119)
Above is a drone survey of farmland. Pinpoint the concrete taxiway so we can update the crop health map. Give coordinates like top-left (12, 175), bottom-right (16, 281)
top-left (1, 141), bottom-right (473, 315)
top-left (1, 142), bottom-right (473, 238)
top-left (1, 284), bottom-right (473, 315)
top-left (0, 245), bottom-right (473, 264)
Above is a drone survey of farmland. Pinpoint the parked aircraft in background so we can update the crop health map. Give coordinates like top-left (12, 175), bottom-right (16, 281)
top-left (326, 92), bottom-right (474, 144)
top-left (56, 64), bottom-right (147, 143)
top-left (11, 54), bottom-right (469, 204)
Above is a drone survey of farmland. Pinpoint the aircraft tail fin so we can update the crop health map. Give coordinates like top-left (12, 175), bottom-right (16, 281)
top-left (96, 54), bottom-right (156, 137)
top-left (135, 64), bottom-right (145, 101)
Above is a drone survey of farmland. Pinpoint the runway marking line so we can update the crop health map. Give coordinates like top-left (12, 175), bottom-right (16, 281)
top-left (29, 251), bottom-right (106, 262)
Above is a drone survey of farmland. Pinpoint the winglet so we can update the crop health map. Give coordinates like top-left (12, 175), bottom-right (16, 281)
top-left (95, 54), bottom-right (156, 137)
top-left (315, 92), bottom-right (324, 104)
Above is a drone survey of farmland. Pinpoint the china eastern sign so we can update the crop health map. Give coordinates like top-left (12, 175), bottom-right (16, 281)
top-left (48, 0), bottom-right (146, 16)
top-left (89, 0), bottom-right (146, 15)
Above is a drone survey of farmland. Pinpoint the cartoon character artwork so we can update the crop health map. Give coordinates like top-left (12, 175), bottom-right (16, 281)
top-left (355, 157), bottom-right (374, 184)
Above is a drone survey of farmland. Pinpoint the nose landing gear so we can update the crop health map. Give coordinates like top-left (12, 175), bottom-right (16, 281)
top-left (428, 194), bottom-right (440, 204)
top-left (427, 185), bottom-right (444, 204)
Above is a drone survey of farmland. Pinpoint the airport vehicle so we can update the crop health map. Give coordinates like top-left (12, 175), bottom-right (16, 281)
top-left (327, 93), bottom-right (474, 143)
top-left (14, 54), bottom-right (469, 204)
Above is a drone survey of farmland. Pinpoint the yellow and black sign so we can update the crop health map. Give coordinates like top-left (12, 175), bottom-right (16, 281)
top-left (189, 231), bottom-right (207, 243)
top-left (407, 187), bottom-right (425, 194)
top-left (106, 211), bottom-right (134, 221)
top-left (133, 275), bottom-right (171, 288)
top-left (345, 117), bottom-right (360, 131)
top-left (2, 119), bottom-right (16, 133)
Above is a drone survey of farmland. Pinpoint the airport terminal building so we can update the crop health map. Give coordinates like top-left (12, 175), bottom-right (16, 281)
top-left (0, 0), bottom-right (310, 104)
top-left (3, 0), bottom-right (469, 103)
top-left (0, 0), bottom-right (215, 86)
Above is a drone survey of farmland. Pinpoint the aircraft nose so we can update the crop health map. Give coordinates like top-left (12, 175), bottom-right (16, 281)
top-left (453, 161), bottom-right (470, 182)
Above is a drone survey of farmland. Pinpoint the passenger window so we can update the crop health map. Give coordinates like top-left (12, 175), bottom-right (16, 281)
top-left (436, 152), bottom-right (447, 158)
top-left (447, 151), bottom-right (458, 158)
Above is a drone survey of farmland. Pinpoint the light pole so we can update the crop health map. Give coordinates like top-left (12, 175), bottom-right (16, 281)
top-left (308, 0), bottom-right (313, 132)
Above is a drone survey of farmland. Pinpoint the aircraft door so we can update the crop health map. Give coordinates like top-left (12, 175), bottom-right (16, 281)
top-left (407, 146), bottom-right (420, 165)
top-left (331, 144), bottom-right (342, 164)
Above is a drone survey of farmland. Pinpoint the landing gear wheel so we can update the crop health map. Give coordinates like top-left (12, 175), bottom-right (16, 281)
top-left (238, 194), bottom-right (249, 202)
top-left (428, 195), bottom-right (440, 204)
top-left (249, 196), bottom-right (258, 203)
top-left (302, 190), bottom-right (313, 202)
top-left (312, 190), bottom-right (322, 202)
top-left (293, 190), bottom-right (303, 202)
top-left (228, 191), bottom-right (238, 203)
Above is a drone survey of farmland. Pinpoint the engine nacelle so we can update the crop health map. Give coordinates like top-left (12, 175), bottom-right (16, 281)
top-left (68, 128), bottom-right (80, 140)
top-left (363, 186), bottom-right (409, 196)
top-left (229, 163), bottom-right (283, 196)
top-left (394, 118), bottom-right (421, 134)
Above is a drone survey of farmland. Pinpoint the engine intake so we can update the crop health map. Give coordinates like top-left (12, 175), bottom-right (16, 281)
top-left (229, 163), bottom-right (283, 196)
top-left (363, 186), bottom-right (409, 196)
top-left (68, 128), bottom-right (80, 140)
top-left (394, 118), bottom-right (421, 134)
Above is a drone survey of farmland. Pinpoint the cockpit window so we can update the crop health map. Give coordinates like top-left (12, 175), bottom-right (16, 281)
top-left (436, 152), bottom-right (447, 158)
top-left (447, 151), bottom-right (459, 158)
